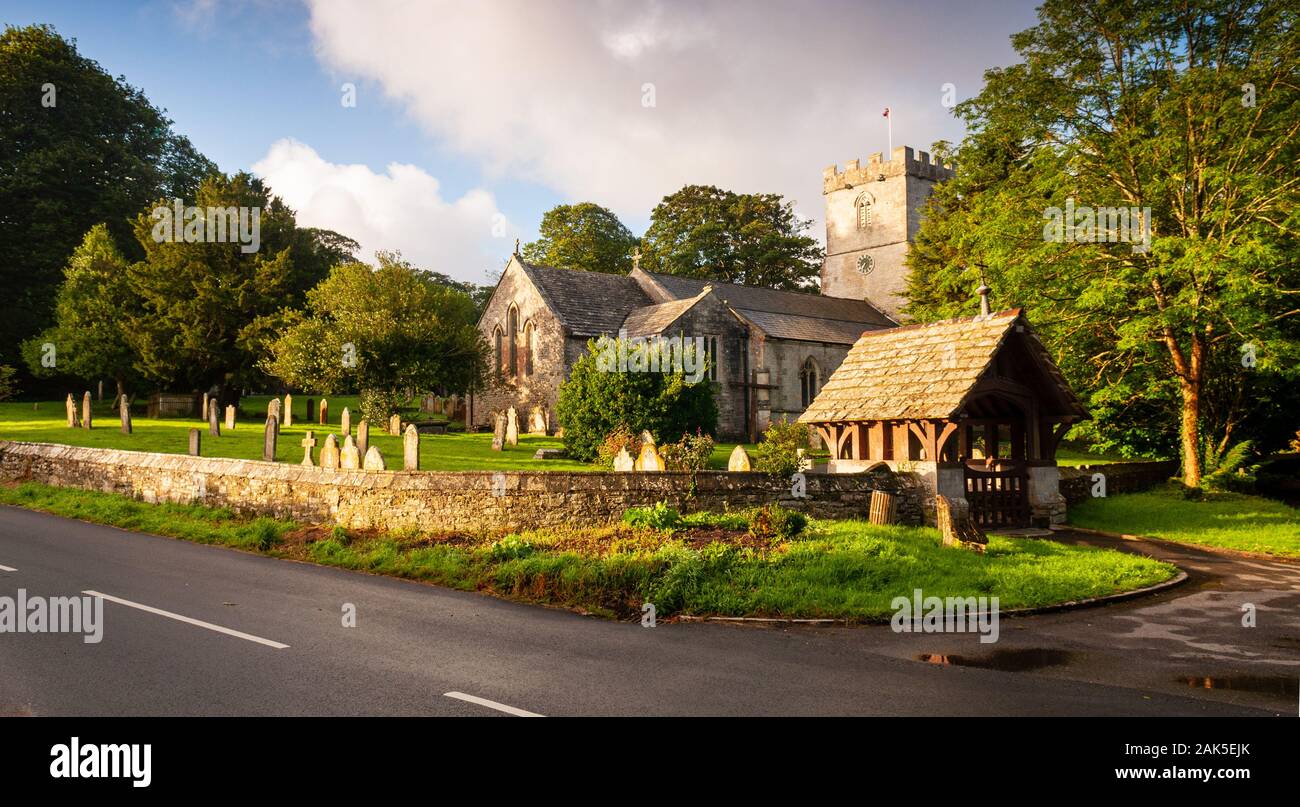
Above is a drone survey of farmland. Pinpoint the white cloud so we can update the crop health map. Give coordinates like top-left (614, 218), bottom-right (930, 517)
top-left (251, 138), bottom-right (513, 283)
top-left (303, 0), bottom-right (1028, 234)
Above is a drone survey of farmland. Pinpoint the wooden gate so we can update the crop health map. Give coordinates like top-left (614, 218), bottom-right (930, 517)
top-left (963, 464), bottom-right (1029, 528)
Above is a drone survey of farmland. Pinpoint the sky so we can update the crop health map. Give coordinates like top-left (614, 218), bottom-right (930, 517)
top-left (2, 0), bottom-right (1040, 285)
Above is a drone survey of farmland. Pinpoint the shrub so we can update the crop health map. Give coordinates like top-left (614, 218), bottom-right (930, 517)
top-left (746, 504), bottom-right (807, 542)
top-left (556, 337), bottom-right (717, 462)
top-left (331, 525), bottom-right (351, 545)
top-left (488, 534), bottom-right (534, 561)
top-left (622, 502), bottom-right (683, 532)
top-left (752, 418), bottom-right (811, 476)
top-left (660, 429), bottom-right (715, 472)
top-left (359, 388), bottom-right (404, 424)
top-left (596, 425), bottom-right (642, 468)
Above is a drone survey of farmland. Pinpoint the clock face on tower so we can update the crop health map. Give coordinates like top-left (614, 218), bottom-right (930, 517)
top-left (856, 253), bottom-right (875, 275)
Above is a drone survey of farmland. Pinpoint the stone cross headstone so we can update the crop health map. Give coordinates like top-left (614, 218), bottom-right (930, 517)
top-left (208, 401), bottom-right (220, 436)
top-left (283, 393), bottom-right (293, 428)
top-left (362, 445), bottom-right (386, 471)
top-left (356, 419), bottom-right (370, 459)
top-left (319, 398), bottom-right (328, 425)
top-left (491, 411), bottom-right (506, 451)
top-left (188, 428), bottom-right (201, 456)
top-left (613, 446), bottom-right (635, 472)
top-left (119, 396), bottom-right (132, 435)
top-left (388, 414), bottom-right (401, 436)
top-left (341, 407), bottom-right (352, 438)
top-left (528, 405), bottom-right (547, 435)
top-left (300, 431), bottom-right (316, 466)
top-left (727, 444), bottom-right (751, 472)
top-left (403, 424), bottom-right (420, 471)
top-left (340, 435), bottom-right (360, 469)
top-left (262, 416), bottom-right (278, 462)
top-left (320, 434), bottom-right (340, 469)
top-left (225, 404), bottom-right (236, 430)
top-left (66, 394), bottom-right (78, 428)
top-left (81, 391), bottom-right (92, 429)
top-left (505, 406), bottom-right (519, 446)
top-left (635, 441), bottom-right (665, 472)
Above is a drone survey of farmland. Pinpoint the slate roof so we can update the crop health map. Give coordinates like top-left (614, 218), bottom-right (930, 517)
top-left (798, 309), bottom-right (1085, 422)
top-left (621, 296), bottom-right (705, 337)
top-left (517, 260), bottom-right (652, 337)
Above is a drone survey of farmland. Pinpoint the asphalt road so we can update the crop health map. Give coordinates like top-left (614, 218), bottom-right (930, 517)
top-left (0, 505), bottom-right (1292, 716)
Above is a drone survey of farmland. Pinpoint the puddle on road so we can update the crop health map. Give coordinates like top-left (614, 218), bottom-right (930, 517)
top-left (916, 648), bottom-right (1073, 672)
top-left (1179, 676), bottom-right (1299, 696)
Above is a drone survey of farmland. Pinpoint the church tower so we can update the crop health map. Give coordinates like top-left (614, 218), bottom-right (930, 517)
top-left (820, 146), bottom-right (954, 320)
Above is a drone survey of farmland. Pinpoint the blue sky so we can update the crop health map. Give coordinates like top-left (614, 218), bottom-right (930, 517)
top-left (2, 0), bottom-right (1039, 283)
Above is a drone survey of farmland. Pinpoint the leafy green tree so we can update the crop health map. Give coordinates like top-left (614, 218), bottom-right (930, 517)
top-left (263, 252), bottom-right (486, 422)
top-left (522, 202), bottom-right (638, 274)
top-left (0, 365), bottom-right (18, 401)
top-left (555, 338), bottom-right (718, 462)
top-left (905, 0), bottom-right (1300, 485)
top-left (0, 24), bottom-right (215, 370)
top-left (21, 225), bottom-right (139, 398)
top-left (640, 185), bottom-right (823, 290)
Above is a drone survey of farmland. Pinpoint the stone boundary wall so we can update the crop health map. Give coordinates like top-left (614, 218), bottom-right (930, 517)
top-left (0, 441), bottom-right (925, 532)
top-left (1059, 460), bottom-right (1178, 504)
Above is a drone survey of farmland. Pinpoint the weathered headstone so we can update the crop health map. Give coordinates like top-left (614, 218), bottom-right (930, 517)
top-left (420, 394), bottom-right (434, 413)
top-left (635, 441), bottom-right (665, 472)
top-left (727, 444), bottom-right (751, 472)
top-left (225, 404), bottom-right (236, 430)
top-left (528, 405), bottom-right (547, 435)
top-left (505, 406), bottom-right (519, 446)
top-left (356, 419), bottom-right (370, 459)
top-left (201, 392), bottom-right (210, 421)
top-left (81, 391), bottom-right (92, 429)
top-left (319, 398), bottom-right (328, 425)
top-left (300, 431), bottom-right (316, 466)
top-left (305, 398), bottom-right (314, 426)
top-left (262, 416), bottom-right (278, 462)
top-left (188, 428), bottom-right (201, 456)
top-left (491, 411), bottom-right (506, 451)
top-left (268, 398), bottom-right (281, 435)
top-left (362, 445), bottom-right (386, 471)
top-left (340, 435), bottom-right (360, 469)
top-left (388, 414), bottom-right (401, 436)
top-left (936, 494), bottom-right (987, 554)
top-left (341, 407), bottom-right (352, 438)
top-left (639, 430), bottom-right (655, 447)
top-left (208, 401), bottom-right (221, 436)
top-left (97, 380), bottom-right (103, 402)
top-left (612, 446), bottom-right (635, 472)
top-left (445, 394), bottom-right (459, 420)
top-left (119, 396), bottom-right (132, 435)
top-left (320, 434), bottom-right (340, 469)
top-left (65, 394), bottom-right (78, 428)
top-left (403, 424), bottom-right (420, 470)
top-left (283, 393), bottom-right (293, 428)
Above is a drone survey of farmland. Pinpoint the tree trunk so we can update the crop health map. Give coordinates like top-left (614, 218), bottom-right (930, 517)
top-left (1179, 380), bottom-right (1202, 487)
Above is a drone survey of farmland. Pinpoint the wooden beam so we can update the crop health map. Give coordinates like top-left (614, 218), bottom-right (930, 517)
top-left (936, 421), bottom-right (959, 461)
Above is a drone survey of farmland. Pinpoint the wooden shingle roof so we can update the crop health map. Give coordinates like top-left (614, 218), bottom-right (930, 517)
top-left (798, 309), bottom-right (1085, 422)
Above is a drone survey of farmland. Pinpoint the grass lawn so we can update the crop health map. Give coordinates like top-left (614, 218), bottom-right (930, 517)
top-left (0, 399), bottom-right (593, 472)
top-left (0, 480), bottom-right (1176, 620)
top-left (1068, 483), bottom-right (1300, 558)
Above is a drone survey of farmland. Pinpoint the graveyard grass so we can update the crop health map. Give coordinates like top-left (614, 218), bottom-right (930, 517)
top-left (0, 480), bottom-right (1175, 620)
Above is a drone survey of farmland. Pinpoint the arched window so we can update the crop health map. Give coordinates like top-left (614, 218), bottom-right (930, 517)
top-left (507, 305), bottom-right (519, 378)
top-left (800, 357), bottom-right (820, 407)
top-left (855, 192), bottom-right (873, 229)
top-left (493, 326), bottom-right (504, 378)
top-left (522, 320), bottom-right (534, 376)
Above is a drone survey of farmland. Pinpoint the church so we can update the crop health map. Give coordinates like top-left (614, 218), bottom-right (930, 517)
top-left (470, 146), bottom-right (955, 440)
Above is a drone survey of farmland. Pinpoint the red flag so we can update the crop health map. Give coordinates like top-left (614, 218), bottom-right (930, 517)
top-left (883, 107), bottom-right (890, 117)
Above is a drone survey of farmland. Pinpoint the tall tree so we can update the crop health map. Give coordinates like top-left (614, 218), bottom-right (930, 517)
top-left (905, 0), bottom-right (1300, 486)
top-left (640, 185), bottom-right (823, 290)
top-left (0, 24), bottom-right (215, 370)
top-left (522, 202), bottom-right (638, 274)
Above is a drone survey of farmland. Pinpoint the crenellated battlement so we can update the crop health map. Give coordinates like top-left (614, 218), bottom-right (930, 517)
top-left (822, 146), bottom-right (956, 193)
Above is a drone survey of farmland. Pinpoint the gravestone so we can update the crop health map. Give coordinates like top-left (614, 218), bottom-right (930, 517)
top-left (208, 401), bottom-right (220, 436)
top-left (445, 395), bottom-right (459, 420)
top-left (340, 435), bottom-right (360, 470)
top-left (268, 398), bottom-right (281, 435)
top-left (403, 424), bottom-right (420, 470)
top-left (65, 394), bottom-right (78, 428)
top-left (362, 445), bottom-right (386, 471)
top-left (612, 447), bottom-right (635, 472)
top-left (639, 430), bottom-right (655, 447)
top-left (528, 406), bottom-right (547, 435)
top-left (306, 398), bottom-right (314, 426)
top-left (81, 391), bottom-right (92, 429)
top-left (936, 495), bottom-right (987, 554)
top-left (356, 419), bottom-right (370, 459)
top-left (119, 396), bottom-right (132, 435)
top-left (320, 434), bottom-right (340, 470)
top-left (421, 394), bottom-right (435, 413)
top-left (319, 398), bottom-right (328, 425)
top-left (388, 414), bottom-right (401, 436)
top-left (727, 444), bottom-right (751, 472)
top-left (225, 404), bottom-right (236, 430)
top-left (201, 393), bottom-right (210, 422)
top-left (188, 429), bottom-right (201, 456)
top-left (283, 393), bottom-right (293, 428)
top-left (635, 441), bottom-right (665, 472)
top-left (262, 416), bottom-right (278, 462)
top-left (341, 407), bottom-right (352, 438)
top-left (300, 431), bottom-right (316, 466)
top-left (98, 380), bottom-right (103, 401)
top-left (505, 406), bottom-right (519, 446)
top-left (491, 411), bottom-right (505, 451)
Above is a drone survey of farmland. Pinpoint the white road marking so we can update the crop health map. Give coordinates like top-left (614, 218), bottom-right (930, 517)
top-left (83, 590), bottom-right (289, 649)
top-left (0, 564), bottom-right (15, 572)
top-left (444, 691), bottom-right (543, 717)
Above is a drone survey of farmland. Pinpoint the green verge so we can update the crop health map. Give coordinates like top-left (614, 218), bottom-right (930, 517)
top-left (0, 481), bottom-right (1176, 620)
top-left (1068, 483), bottom-right (1300, 558)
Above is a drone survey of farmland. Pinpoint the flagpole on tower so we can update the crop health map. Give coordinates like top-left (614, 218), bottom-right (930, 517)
top-left (884, 106), bottom-right (892, 155)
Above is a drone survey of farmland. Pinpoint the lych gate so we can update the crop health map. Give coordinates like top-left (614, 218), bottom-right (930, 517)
top-left (799, 306), bottom-right (1087, 528)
